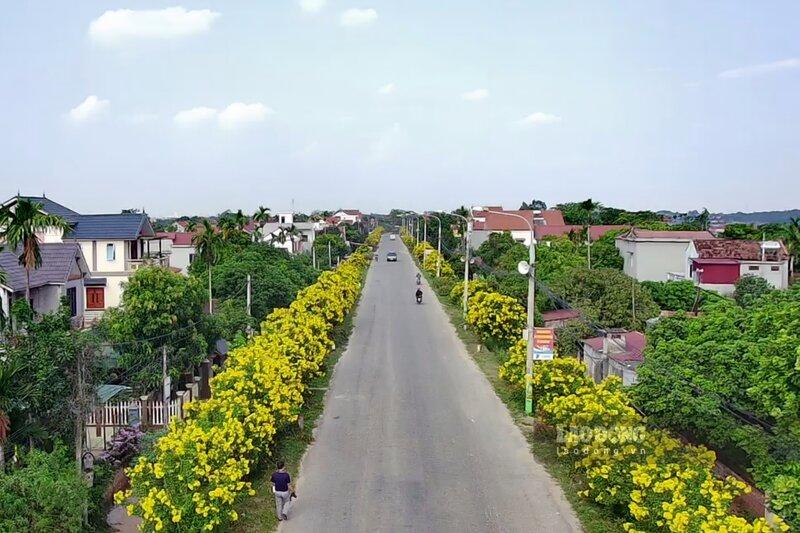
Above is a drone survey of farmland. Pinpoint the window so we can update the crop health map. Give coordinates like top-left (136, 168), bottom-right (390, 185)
top-left (86, 287), bottom-right (105, 310)
top-left (66, 287), bottom-right (77, 316)
top-left (189, 253), bottom-right (196, 264)
top-left (106, 243), bottom-right (115, 261)
top-left (771, 266), bottom-right (780, 271)
top-left (748, 265), bottom-right (759, 271)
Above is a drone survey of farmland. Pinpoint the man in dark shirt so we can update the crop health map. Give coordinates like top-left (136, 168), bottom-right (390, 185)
top-left (270, 461), bottom-right (294, 521)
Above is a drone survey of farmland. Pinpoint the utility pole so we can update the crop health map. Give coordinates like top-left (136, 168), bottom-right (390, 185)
top-left (586, 226), bottom-right (592, 269)
top-left (328, 241), bottom-right (332, 268)
top-left (246, 274), bottom-right (252, 318)
top-left (424, 217), bottom-right (427, 242)
top-left (162, 346), bottom-right (170, 426)
top-left (416, 216), bottom-right (420, 241)
top-left (312, 245), bottom-right (317, 269)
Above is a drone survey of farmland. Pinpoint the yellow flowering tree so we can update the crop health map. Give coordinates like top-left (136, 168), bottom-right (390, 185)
top-left (117, 238), bottom-right (377, 532)
top-left (466, 291), bottom-right (525, 346)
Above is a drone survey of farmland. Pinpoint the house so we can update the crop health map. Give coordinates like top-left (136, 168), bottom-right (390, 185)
top-left (687, 239), bottom-right (791, 295)
top-left (155, 232), bottom-right (197, 274)
top-left (581, 329), bottom-right (646, 386)
top-left (471, 208), bottom-right (566, 247)
top-left (541, 308), bottom-right (581, 329)
top-left (258, 212), bottom-right (321, 254)
top-left (0, 243), bottom-right (90, 320)
top-left (330, 209), bottom-right (363, 225)
top-left (2, 195), bottom-right (163, 320)
top-left (615, 228), bottom-right (715, 282)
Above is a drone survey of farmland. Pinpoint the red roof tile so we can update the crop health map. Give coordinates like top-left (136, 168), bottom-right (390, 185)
top-left (156, 231), bottom-right (195, 246)
top-left (473, 209), bottom-right (565, 231)
top-left (582, 331), bottom-right (646, 362)
top-left (693, 239), bottom-right (788, 261)
top-left (542, 309), bottom-right (581, 322)
top-left (621, 228), bottom-right (715, 241)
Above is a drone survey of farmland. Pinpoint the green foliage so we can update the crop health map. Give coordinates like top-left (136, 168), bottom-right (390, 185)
top-left (549, 267), bottom-right (660, 331)
top-left (0, 444), bottom-right (89, 533)
top-left (536, 237), bottom-right (587, 283)
top-left (313, 233), bottom-right (349, 267)
top-left (585, 230), bottom-right (626, 269)
top-left (519, 199), bottom-right (547, 210)
top-left (100, 267), bottom-right (207, 392)
top-left (208, 299), bottom-right (254, 348)
top-left (632, 287), bottom-right (800, 526)
top-left (642, 280), bottom-right (702, 311)
top-left (476, 232), bottom-right (520, 268)
top-left (554, 320), bottom-right (596, 357)
top-left (734, 275), bottom-right (774, 308)
top-left (2, 304), bottom-right (98, 446)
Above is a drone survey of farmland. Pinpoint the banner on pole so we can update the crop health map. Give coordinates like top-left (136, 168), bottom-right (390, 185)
top-left (532, 328), bottom-right (555, 361)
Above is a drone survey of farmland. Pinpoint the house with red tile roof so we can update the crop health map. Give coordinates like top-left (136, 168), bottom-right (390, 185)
top-left (687, 239), bottom-right (790, 295)
top-left (581, 329), bottom-right (646, 386)
top-left (331, 209), bottom-right (363, 225)
top-left (615, 228), bottom-right (716, 282)
top-left (541, 308), bottom-right (581, 329)
top-left (155, 231), bottom-right (197, 274)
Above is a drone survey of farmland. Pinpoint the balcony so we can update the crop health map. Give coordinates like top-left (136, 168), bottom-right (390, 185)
top-left (126, 253), bottom-right (170, 272)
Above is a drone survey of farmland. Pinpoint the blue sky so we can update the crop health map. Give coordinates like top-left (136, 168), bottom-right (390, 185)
top-left (1, 1), bottom-right (798, 216)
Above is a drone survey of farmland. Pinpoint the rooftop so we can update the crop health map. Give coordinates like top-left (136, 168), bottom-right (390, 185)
top-left (0, 243), bottom-right (84, 291)
top-left (583, 331), bottom-right (646, 363)
top-left (619, 228), bottom-right (715, 241)
top-left (693, 239), bottom-right (789, 262)
top-left (473, 209), bottom-right (565, 231)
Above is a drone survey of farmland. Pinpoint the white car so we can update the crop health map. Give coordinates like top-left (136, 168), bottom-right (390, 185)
top-left (389, 234), bottom-right (397, 240)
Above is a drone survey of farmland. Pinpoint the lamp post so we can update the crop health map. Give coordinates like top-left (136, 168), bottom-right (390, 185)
top-left (441, 210), bottom-right (471, 318)
top-left (424, 212), bottom-right (442, 277)
top-left (476, 207), bottom-right (536, 415)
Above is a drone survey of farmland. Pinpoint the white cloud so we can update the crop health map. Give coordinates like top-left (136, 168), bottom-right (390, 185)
top-left (340, 8), bottom-right (377, 27)
top-left (218, 102), bottom-right (274, 129)
top-left (89, 7), bottom-right (220, 46)
top-left (299, 0), bottom-right (327, 13)
top-left (68, 95), bottom-right (110, 122)
top-left (520, 112), bottom-right (562, 125)
top-left (719, 58), bottom-right (800, 79)
top-left (462, 88), bottom-right (489, 101)
top-left (378, 83), bottom-right (396, 95)
top-left (174, 106), bottom-right (218, 126)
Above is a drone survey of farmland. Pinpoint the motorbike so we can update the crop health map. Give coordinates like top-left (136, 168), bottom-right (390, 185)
top-left (416, 293), bottom-right (422, 304)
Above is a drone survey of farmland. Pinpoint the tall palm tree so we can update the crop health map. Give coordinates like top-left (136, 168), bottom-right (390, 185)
top-left (218, 217), bottom-right (238, 241)
top-left (275, 225), bottom-right (302, 253)
top-left (784, 217), bottom-right (800, 272)
top-left (192, 220), bottom-right (222, 314)
top-left (0, 199), bottom-right (72, 302)
top-left (185, 220), bottom-right (198, 233)
top-left (233, 209), bottom-right (249, 232)
top-left (253, 206), bottom-right (270, 225)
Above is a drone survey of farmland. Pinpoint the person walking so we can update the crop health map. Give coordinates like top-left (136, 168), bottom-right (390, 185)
top-left (271, 461), bottom-right (295, 521)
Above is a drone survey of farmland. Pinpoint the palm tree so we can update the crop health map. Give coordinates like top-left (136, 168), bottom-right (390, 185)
top-left (253, 206), bottom-right (271, 225)
top-left (275, 225), bottom-right (302, 253)
top-left (0, 357), bottom-right (28, 472)
top-left (185, 220), bottom-right (198, 233)
top-left (192, 220), bottom-right (222, 314)
top-left (784, 217), bottom-right (800, 272)
top-left (233, 209), bottom-right (249, 232)
top-left (0, 199), bottom-right (72, 302)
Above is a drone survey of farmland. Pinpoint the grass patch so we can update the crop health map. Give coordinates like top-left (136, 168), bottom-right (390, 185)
top-left (228, 309), bottom-right (358, 533)
top-left (419, 265), bottom-right (626, 533)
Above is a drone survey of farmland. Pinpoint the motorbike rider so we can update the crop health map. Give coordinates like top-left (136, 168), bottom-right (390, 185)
top-left (415, 287), bottom-right (423, 302)
top-left (415, 272), bottom-right (421, 284)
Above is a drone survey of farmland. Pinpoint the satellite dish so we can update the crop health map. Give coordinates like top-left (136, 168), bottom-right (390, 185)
top-left (517, 260), bottom-right (531, 276)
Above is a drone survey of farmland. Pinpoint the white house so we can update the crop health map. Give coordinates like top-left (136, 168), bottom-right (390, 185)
top-left (686, 239), bottom-right (791, 295)
top-left (581, 329), bottom-right (646, 387)
top-left (0, 242), bottom-right (90, 320)
top-left (155, 232), bottom-right (196, 274)
top-left (2, 195), bottom-right (162, 321)
top-left (615, 228), bottom-right (716, 282)
top-left (331, 209), bottom-right (363, 225)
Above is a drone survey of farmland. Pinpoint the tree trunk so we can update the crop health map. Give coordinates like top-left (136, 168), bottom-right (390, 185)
top-left (25, 268), bottom-right (31, 303)
top-left (208, 267), bottom-right (213, 315)
top-left (0, 442), bottom-right (5, 472)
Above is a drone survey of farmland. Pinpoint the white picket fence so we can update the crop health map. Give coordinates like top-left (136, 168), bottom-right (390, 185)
top-left (85, 394), bottom-right (190, 452)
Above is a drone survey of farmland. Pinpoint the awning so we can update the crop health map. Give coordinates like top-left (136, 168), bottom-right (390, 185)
top-left (85, 277), bottom-right (107, 286)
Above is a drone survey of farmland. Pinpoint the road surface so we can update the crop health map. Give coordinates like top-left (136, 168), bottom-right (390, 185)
top-left (282, 235), bottom-right (580, 533)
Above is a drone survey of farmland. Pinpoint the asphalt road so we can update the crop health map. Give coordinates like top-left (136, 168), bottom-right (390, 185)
top-left (282, 235), bottom-right (580, 533)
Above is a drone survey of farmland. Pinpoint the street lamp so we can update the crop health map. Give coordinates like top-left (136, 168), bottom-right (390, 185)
top-left (474, 207), bottom-right (537, 415)
top-left (438, 210), bottom-right (471, 318)
top-left (424, 212), bottom-right (443, 277)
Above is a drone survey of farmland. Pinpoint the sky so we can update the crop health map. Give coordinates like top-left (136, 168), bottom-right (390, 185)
top-left (0, 1), bottom-right (798, 216)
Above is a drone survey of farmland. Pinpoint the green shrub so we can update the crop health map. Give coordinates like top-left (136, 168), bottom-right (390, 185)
top-left (0, 445), bottom-right (89, 533)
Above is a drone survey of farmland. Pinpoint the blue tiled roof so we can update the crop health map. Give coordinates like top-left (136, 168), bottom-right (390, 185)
top-left (67, 213), bottom-right (154, 240)
top-left (18, 196), bottom-right (81, 223)
top-left (0, 243), bottom-right (82, 291)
